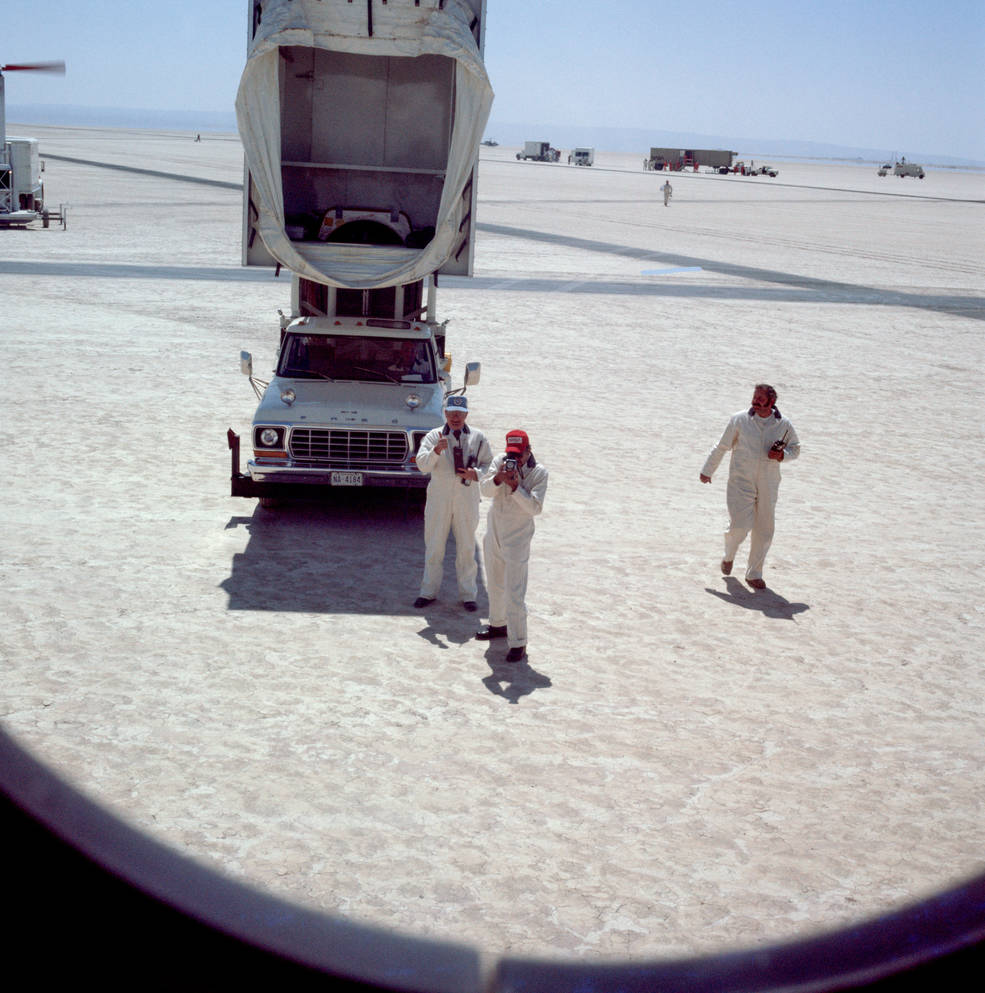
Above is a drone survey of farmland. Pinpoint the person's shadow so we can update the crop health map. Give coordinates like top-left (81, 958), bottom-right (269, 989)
top-left (705, 576), bottom-right (810, 620)
top-left (481, 651), bottom-right (552, 704)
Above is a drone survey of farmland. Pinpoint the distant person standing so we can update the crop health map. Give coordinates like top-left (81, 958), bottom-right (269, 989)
top-left (414, 395), bottom-right (492, 611)
top-left (662, 180), bottom-right (673, 206)
top-left (476, 430), bottom-right (549, 663)
top-left (699, 384), bottom-right (800, 589)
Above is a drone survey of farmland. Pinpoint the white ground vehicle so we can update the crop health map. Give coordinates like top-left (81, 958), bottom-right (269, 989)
top-left (237, 310), bottom-right (478, 500)
top-left (568, 147), bottom-right (594, 166)
top-left (893, 159), bottom-right (925, 178)
top-left (516, 140), bottom-right (560, 162)
top-left (228, 0), bottom-right (492, 505)
top-left (0, 61), bottom-right (67, 228)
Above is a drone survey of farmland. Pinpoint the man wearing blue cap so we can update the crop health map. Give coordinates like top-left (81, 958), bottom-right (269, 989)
top-left (414, 394), bottom-right (492, 611)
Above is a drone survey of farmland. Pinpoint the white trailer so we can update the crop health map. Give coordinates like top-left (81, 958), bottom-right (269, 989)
top-left (0, 61), bottom-right (67, 228)
top-left (517, 140), bottom-right (560, 162)
top-left (230, 0), bottom-right (492, 505)
top-left (568, 147), bottom-right (594, 166)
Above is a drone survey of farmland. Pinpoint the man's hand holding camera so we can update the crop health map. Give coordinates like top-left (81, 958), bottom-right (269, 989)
top-left (495, 457), bottom-right (521, 491)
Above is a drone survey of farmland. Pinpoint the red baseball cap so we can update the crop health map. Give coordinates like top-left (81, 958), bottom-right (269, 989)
top-left (505, 429), bottom-right (529, 454)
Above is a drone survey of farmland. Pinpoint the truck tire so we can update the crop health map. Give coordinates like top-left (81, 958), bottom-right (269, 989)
top-left (259, 496), bottom-right (281, 510)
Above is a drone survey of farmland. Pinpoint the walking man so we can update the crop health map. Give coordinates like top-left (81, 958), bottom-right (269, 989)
top-left (662, 180), bottom-right (673, 206)
top-left (476, 429), bottom-right (549, 662)
top-left (700, 384), bottom-right (800, 589)
top-left (414, 395), bottom-right (492, 611)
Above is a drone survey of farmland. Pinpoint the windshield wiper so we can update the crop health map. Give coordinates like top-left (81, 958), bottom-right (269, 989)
top-left (282, 366), bottom-right (335, 381)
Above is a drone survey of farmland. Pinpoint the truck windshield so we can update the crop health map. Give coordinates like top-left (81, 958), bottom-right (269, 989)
top-left (278, 334), bottom-right (435, 384)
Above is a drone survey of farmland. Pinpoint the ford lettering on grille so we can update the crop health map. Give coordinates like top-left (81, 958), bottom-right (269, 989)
top-left (290, 428), bottom-right (408, 467)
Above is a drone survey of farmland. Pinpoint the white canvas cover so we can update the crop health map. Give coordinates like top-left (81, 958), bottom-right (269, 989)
top-left (236, 0), bottom-right (492, 289)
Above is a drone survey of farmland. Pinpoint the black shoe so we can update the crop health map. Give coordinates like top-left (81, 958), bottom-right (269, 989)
top-left (413, 596), bottom-right (435, 609)
top-left (505, 646), bottom-right (527, 663)
top-left (475, 625), bottom-right (507, 640)
top-left (463, 601), bottom-right (477, 612)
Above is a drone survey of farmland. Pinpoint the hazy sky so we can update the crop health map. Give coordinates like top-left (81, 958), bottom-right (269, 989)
top-left (3, 0), bottom-right (983, 159)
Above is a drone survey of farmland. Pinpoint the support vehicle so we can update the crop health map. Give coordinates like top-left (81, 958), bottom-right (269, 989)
top-left (0, 60), bottom-right (67, 228)
top-left (229, 0), bottom-right (492, 507)
top-left (516, 140), bottom-right (560, 162)
top-left (893, 158), bottom-right (925, 178)
top-left (568, 147), bottom-right (594, 166)
top-left (644, 147), bottom-right (736, 172)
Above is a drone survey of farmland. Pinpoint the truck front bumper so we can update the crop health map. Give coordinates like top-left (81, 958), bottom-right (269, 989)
top-left (227, 430), bottom-right (426, 497)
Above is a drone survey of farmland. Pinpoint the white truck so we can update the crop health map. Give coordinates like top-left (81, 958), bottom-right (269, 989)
top-left (0, 135), bottom-right (67, 229)
top-left (0, 61), bottom-right (67, 227)
top-left (877, 158), bottom-right (924, 178)
top-left (516, 140), bottom-right (560, 163)
top-left (893, 158), bottom-right (925, 179)
top-left (567, 147), bottom-right (594, 166)
top-left (229, 0), bottom-right (492, 506)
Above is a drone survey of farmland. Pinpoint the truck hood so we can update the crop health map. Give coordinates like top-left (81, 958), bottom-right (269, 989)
top-left (255, 378), bottom-right (444, 427)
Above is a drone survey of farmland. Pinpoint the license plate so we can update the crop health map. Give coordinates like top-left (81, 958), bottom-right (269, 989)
top-left (330, 471), bottom-right (363, 486)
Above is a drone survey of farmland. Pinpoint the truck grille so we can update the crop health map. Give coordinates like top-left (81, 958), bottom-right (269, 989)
top-left (289, 428), bottom-right (409, 468)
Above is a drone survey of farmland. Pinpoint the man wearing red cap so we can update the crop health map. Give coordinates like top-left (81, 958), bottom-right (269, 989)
top-left (414, 394), bottom-right (492, 611)
top-left (476, 429), bottom-right (549, 662)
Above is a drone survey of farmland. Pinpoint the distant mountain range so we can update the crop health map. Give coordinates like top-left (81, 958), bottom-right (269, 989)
top-left (8, 104), bottom-right (983, 170)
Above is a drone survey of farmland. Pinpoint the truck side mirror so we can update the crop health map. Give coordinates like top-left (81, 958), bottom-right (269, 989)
top-left (464, 361), bottom-right (480, 386)
top-left (240, 351), bottom-right (253, 377)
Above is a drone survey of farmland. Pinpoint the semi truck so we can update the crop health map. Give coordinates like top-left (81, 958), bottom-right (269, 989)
top-left (516, 140), bottom-right (560, 163)
top-left (644, 147), bottom-right (736, 172)
top-left (568, 147), bottom-right (594, 166)
top-left (229, 0), bottom-right (492, 507)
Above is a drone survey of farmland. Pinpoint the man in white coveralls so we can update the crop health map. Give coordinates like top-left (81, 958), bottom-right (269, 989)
top-left (475, 430), bottom-right (549, 663)
top-left (700, 384), bottom-right (800, 589)
top-left (414, 395), bottom-right (492, 611)
top-left (662, 180), bottom-right (673, 206)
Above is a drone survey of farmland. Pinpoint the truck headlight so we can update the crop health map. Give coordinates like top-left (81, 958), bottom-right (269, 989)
top-left (254, 426), bottom-right (285, 449)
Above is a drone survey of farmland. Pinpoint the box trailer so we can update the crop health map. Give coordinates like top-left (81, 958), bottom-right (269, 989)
top-left (644, 147), bottom-right (736, 172)
top-left (516, 140), bottom-right (560, 162)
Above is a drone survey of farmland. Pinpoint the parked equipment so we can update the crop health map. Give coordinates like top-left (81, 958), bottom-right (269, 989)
top-left (0, 60), bottom-right (67, 228)
top-left (644, 147), bottom-right (736, 172)
top-left (517, 140), bottom-right (560, 162)
top-left (568, 147), bottom-right (594, 166)
top-left (230, 0), bottom-right (492, 507)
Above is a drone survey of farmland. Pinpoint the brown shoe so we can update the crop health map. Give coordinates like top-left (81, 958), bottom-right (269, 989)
top-left (748, 578), bottom-right (766, 590)
top-left (721, 560), bottom-right (733, 575)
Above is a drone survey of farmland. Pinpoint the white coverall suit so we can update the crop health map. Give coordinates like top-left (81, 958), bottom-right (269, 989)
top-left (416, 424), bottom-right (492, 601)
top-left (479, 454), bottom-right (549, 649)
top-left (701, 409), bottom-right (800, 581)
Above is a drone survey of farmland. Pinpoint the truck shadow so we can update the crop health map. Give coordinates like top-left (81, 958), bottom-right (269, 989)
top-left (221, 491), bottom-right (446, 614)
